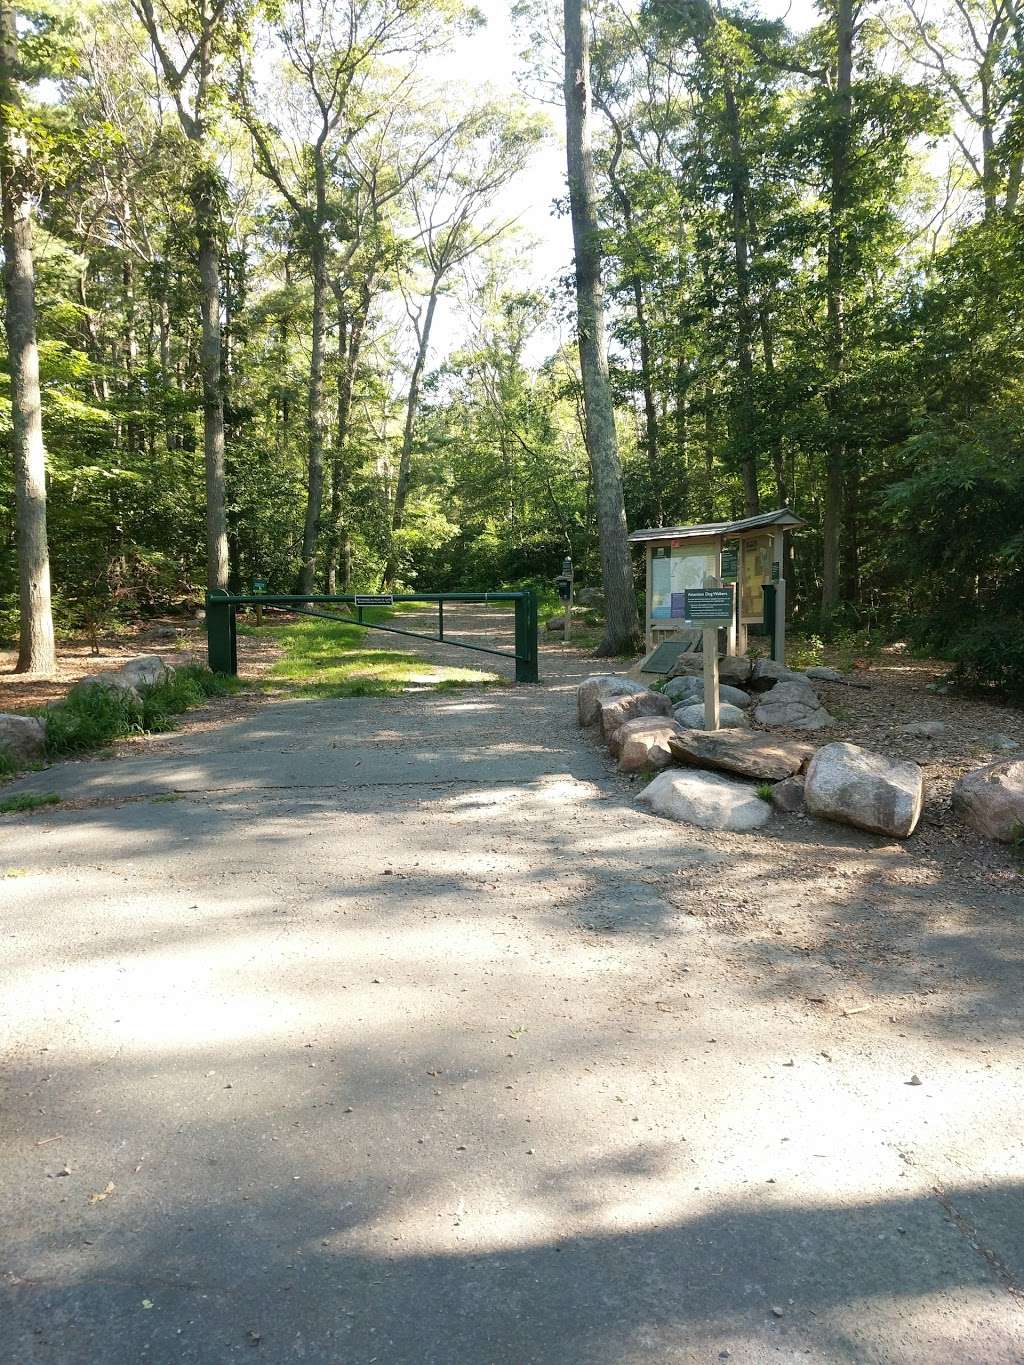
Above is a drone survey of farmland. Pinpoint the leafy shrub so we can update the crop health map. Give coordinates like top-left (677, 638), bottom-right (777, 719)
top-left (43, 666), bottom-right (240, 757)
top-left (946, 619), bottom-right (1024, 702)
top-left (0, 792), bottom-right (60, 814)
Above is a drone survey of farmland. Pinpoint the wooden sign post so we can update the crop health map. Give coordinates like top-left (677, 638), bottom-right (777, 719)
top-left (683, 583), bottom-right (736, 732)
top-left (252, 577), bottom-right (267, 628)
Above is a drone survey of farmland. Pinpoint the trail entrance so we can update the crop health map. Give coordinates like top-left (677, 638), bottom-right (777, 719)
top-left (205, 590), bottom-right (539, 684)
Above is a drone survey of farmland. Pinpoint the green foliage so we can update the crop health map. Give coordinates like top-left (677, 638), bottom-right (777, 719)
top-left (1, 0), bottom-right (1020, 682)
top-left (0, 792), bottom-right (61, 814)
top-left (42, 666), bottom-right (241, 758)
top-left (946, 621), bottom-right (1024, 702)
top-left (755, 782), bottom-right (773, 803)
top-left (260, 613), bottom-right (500, 697)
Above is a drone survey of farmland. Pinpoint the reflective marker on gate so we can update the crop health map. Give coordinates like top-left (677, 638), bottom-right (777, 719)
top-left (354, 594), bottom-right (394, 607)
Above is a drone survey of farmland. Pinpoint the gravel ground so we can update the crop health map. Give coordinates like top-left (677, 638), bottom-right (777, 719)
top-left (1, 608), bottom-right (1022, 1363)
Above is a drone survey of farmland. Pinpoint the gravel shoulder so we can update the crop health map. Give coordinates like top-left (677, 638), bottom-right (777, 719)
top-left (1, 610), bottom-right (1022, 1364)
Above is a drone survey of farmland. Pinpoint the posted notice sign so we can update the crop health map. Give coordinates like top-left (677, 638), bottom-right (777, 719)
top-left (354, 593), bottom-right (394, 608)
top-left (684, 586), bottom-right (735, 626)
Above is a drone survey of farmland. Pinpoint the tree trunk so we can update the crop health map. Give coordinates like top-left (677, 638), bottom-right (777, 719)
top-left (194, 191), bottom-right (229, 591)
top-left (723, 80), bottom-right (759, 517)
top-left (298, 242), bottom-right (327, 593)
top-left (821, 0), bottom-right (853, 621)
top-left (563, 0), bottom-right (641, 654)
top-left (384, 285), bottom-right (438, 589)
top-left (0, 4), bottom-right (55, 674)
top-left (325, 289), bottom-right (368, 593)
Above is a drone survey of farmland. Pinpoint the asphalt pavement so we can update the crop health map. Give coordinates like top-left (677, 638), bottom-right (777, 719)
top-left (2, 617), bottom-right (1022, 1363)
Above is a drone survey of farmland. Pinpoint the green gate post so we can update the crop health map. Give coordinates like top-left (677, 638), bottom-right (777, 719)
top-left (207, 591), bottom-right (237, 676)
top-left (761, 583), bottom-right (778, 663)
top-left (514, 590), bottom-right (539, 684)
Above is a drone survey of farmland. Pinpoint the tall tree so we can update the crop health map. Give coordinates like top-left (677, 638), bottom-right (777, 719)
top-left (384, 104), bottom-right (540, 587)
top-left (0, 1), bottom-right (55, 673)
top-left (563, 0), bottom-right (641, 653)
top-left (130, 0), bottom-right (239, 590)
top-left (821, 0), bottom-right (855, 619)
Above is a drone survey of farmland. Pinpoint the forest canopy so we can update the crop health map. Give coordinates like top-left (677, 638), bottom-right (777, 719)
top-left (1, 0), bottom-right (1022, 684)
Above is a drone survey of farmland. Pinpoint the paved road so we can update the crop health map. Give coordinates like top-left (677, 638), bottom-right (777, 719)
top-left (2, 614), bottom-right (1022, 1363)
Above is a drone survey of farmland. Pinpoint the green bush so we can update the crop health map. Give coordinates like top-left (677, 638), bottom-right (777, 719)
top-left (42, 665), bottom-right (240, 757)
top-left (946, 619), bottom-right (1024, 701)
top-left (0, 792), bottom-right (60, 814)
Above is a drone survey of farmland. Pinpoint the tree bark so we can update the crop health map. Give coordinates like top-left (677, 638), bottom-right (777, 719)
top-left (131, 0), bottom-right (229, 591)
top-left (384, 284), bottom-right (438, 589)
top-left (0, 3), bottom-right (55, 674)
top-left (821, 0), bottom-right (853, 621)
top-left (563, 0), bottom-right (641, 654)
top-left (325, 284), bottom-right (369, 593)
top-left (298, 242), bottom-right (328, 593)
top-left (195, 203), bottom-right (230, 591)
top-left (723, 79), bottom-right (759, 517)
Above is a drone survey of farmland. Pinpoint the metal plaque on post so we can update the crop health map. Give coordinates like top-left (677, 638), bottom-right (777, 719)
top-left (683, 587), bottom-right (734, 626)
top-left (684, 585), bottom-right (735, 731)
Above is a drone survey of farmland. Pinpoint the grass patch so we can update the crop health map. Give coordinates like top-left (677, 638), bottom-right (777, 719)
top-left (258, 613), bottom-right (500, 698)
top-left (0, 792), bottom-right (60, 814)
top-left (756, 782), bottom-right (774, 803)
top-left (42, 665), bottom-right (243, 758)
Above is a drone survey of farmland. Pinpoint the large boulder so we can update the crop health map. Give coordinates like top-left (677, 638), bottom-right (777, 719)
top-left (951, 759), bottom-right (1024, 843)
top-left (718, 684), bottom-right (753, 709)
top-left (668, 729), bottom-right (814, 781)
top-left (718, 655), bottom-right (753, 687)
top-left (900, 720), bottom-right (946, 739)
top-left (610, 716), bottom-right (684, 773)
top-left (576, 587), bottom-right (605, 609)
top-left (73, 654), bottom-right (171, 703)
top-left (674, 701), bottom-right (750, 731)
top-left (770, 775), bottom-right (806, 813)
top-left (750, 658), bottom-right (807, 691)
top-left (753, 679), bottom-right (833, 731)
top-left (663, 675), bottom-right (703, 704)
top-left (72, 671), bottom-right (143, 702)
top-left (599, 689), bottom-right (673, 739)
top-left (0, 713), bottom-right (46, 764)
top-left (119, 655), bottom-right (171, 689)
top-left (665, 677), bottom-right (751, 709)
top-left (805, 666), bottom-right (845, 683)
top-left (577, 675), bottom-right (645, 727)
top-left (804, 741), bottom-right (924, 838)
top-left (667, 652), bottom-right (705, 680)
top-left (638, 769), bottom-right (772, 832)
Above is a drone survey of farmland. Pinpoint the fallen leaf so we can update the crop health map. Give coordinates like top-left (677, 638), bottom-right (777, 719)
top-left (89, 1182), bottom-right (115, 1204)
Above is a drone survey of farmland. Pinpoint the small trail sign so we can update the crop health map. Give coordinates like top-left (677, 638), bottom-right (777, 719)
top-left (354, 593), bottom-right (394, 608)
top-left (252, 577), bottom-right (268, 594)
top-left (684, 586), bottom-right (734, 626)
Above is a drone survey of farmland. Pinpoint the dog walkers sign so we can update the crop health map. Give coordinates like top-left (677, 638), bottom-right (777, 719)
top-left (684, 585), bottom-right (735, 731)
top-left (683, 587), bottom-right (734, 627)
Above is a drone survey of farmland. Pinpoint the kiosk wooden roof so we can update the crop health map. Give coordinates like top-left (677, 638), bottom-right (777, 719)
top-left (627, 508), bottom-right (806, 545)
top-left (629, 507), bottom-right (806, 659)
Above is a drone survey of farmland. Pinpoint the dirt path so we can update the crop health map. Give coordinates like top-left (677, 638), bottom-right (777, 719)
top-left (1, 609), bottom-right (1022, 1363)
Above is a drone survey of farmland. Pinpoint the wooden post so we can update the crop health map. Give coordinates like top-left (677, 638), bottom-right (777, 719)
top-left (703, 628), bottom-right (720, 731)
top-left (564, 574), bottom-right (572, 645)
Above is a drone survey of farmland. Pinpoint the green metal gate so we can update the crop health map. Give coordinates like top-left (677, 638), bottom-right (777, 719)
top-left (205, 590), bottom-right (540, 684)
